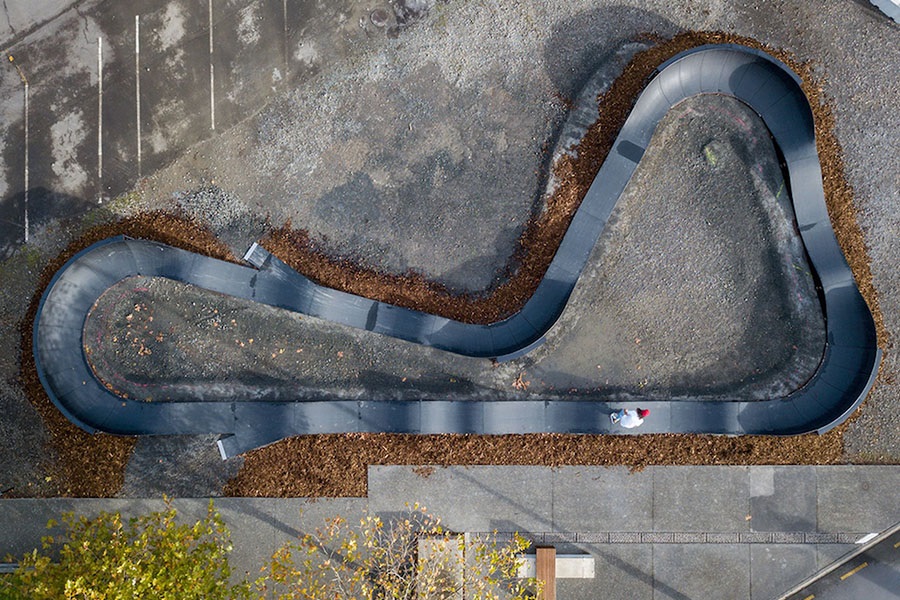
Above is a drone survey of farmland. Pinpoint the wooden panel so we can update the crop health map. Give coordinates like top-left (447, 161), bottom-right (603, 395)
top-left (536, 546), bottom-right (556, 600)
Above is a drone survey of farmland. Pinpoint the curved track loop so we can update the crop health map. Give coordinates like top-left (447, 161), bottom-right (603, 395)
top-left (33, 44), bottom-right (881, 457)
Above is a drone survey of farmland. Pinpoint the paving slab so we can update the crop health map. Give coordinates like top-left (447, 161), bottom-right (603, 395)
top-left (652, 466), bottom-right (751, 532)
top-left (368, 466), bottom-right (554, 533)
top-left (749, 545), bottom-right (817, 600)
top-left (0, 498), bottom-right (164, 558)
top-left (815, 466), bottom-right (900, 532)
top-left (562, 544), bottom-right (653, 600)
top-left (166, 496), bottom-right (278, 579)
top-left (653, 544), bottom-right (750, 600)
top-left (552, 466), bottom-right (653, 532)
top-left (220, 498), bottom-right (367, 582)
top-left (815, 544), bottom-right (859, 570)
top-left (186, 498), bottom-right (288, 583)
top-left (749, 466), bottom-right (817, 532)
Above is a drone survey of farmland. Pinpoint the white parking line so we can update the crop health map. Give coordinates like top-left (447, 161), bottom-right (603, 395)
top-left (23, 79), bottom-right (29, 243)
top-left (209, 0), bottom-right (215, 130)
top-left (283, 0), bottom-right (288, 73)
top-left (97, 36), bottom-right (103, 203)
top-left (8, 55), bottom-right (29, 242)
top-left (135, 15), bottom-right (142, 177)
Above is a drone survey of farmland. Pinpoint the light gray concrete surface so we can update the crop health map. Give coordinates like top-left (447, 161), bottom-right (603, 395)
top-left (2, 466), bottom-right (898, 599)
top-left (653, 467), bottom-right (751, 532)
top-left (816, 467), bottom-right (900, 533)
top-left (579, 544), bottom-right (655, 600)
top-left (750, 545), bottom-right (818, 600)
top-left (653, 544), bottom-right (750, 600)
top-left (749, 466), bottom-right (818, 532)
top-left (214, 497), bottom-right (369, 581)
top-left (367, 465), bottom-right (555, 533)
top-left (364, 466), bottom-right (900, 538)
top-left (364, 466), bottom-right (900, 598)
top-left (552, 466), bottom-right (654, 532)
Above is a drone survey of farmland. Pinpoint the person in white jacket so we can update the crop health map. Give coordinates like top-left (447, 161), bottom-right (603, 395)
top-left (610, 408), bottom-right (649, 428)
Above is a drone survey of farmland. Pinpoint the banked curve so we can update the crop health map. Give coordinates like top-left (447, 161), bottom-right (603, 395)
top-left (33, 44), bottom-right (881, 458)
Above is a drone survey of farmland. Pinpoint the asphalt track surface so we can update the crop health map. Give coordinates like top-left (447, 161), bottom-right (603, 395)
top-left (33, 44), bottom-right (881, 458)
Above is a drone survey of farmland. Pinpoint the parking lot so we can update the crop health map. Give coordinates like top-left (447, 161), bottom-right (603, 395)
top-left (1, 0), bottom-right (399, 256)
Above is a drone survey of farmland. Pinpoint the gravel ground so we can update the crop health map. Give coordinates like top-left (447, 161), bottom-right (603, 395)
top-left (529, 94), bottom-right (824, 400)
top-left (134, 3), bottom-right (688, 282)
top-left (0, 0), bottom-right (897, 497)
top-left (729, 0), bottom-right (900, 466)
top-left (84, 93), bottom-right (823, 404)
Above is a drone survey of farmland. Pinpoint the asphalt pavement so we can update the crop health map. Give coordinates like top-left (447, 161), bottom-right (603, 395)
top-left (781, 522), bottom-right (900, 600)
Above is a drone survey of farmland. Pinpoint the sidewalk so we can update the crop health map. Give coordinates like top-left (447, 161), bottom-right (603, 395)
top-left (2, 466), bottom-right (898, 599)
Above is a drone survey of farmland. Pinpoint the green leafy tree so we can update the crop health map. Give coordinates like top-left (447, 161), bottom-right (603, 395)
top-left (1, 499), bottom-right (250, 600)
top-left (258, 504), bottom-right (540, 600)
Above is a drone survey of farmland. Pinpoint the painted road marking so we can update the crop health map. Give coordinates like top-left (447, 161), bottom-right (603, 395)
top-left (97, 36), bottom-right (103, 203)
top-left (135, 15), bottom-right (142, 177)
top-left (802, 595), bottom-right (814, 600)
top-left (24, 78), bottom-right (28, 242)
top-left (894, 539), bottom-right (900, 548)
top-left (8, 55), bottom-right (29, 242)
top-left (840, 561), bottom-right (868, 580)
top-left (209, 0), bottom-right (215, 130)
top-left (283, 0), bottom-right (288, 73)
top-left (855, 532), bottom-right (878, 544)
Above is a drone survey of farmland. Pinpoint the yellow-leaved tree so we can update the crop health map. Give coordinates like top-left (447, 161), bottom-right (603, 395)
top-left (1, 499), bottom-right (251, 600)
top-left (258, 504), bottom-right (540, 600)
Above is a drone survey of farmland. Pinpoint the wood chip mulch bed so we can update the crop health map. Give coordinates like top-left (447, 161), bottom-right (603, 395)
top-left (223, 431), bottom-right (849, 498)
top-left (19, 32), bottom-right (884, 498)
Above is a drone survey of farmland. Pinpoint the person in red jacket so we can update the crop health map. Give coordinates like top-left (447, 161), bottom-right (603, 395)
top-left (610, 408), bottom-right (650, 428)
